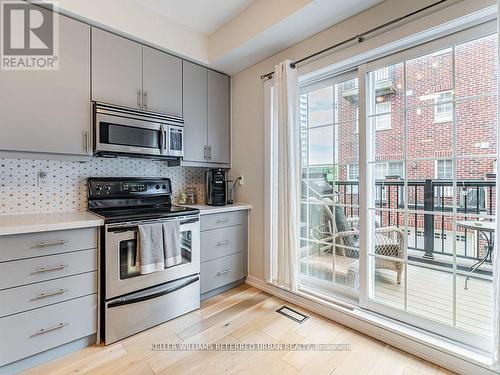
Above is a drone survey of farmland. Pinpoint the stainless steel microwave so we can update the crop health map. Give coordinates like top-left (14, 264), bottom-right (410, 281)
top-left (93, 102), bottom-right (184, 159)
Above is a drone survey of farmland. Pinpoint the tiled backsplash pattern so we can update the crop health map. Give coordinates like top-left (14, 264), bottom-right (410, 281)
top-left (0, 158), bottom-right (206, 215)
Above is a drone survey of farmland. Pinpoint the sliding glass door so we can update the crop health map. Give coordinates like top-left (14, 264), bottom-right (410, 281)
top-left (299, 71), bottom-right (360, 300)
top-left (297, 22), bottom-right (497, 351)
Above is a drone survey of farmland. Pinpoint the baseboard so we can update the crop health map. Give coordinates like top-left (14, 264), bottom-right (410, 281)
top-left (245, 276), bottom-right (496, 375)
top-left (201, 278), bottom-right (246, 301)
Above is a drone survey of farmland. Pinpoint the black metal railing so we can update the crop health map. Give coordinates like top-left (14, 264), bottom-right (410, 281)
top-left (334, 178), bottom-right (496, 262)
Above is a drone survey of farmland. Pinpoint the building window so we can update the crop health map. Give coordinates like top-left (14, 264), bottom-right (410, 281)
top-left (375, 162), bottom-right (404, 180)
top-left (347, 163), bottom-right (359, 180)
top-left (434, 91), bottom-right (453, 123)
top-left (435, 159), bottom-right (453, 179)
top-left (375, 101), bottom-right (391, 130)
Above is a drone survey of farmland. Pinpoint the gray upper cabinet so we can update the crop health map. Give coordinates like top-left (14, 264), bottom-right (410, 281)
top-left (183, 61), bottom-right (208, 163)
top-left (0, 11), bottom-right (91, 156)
top-left (208, 71), bottom-right (231, 164)
top-left (182, 63), bottom-right (231, 167)
top-left (143, 46), bottom-right (182, 117)
top-left (92, 28), bottom-right (143, 108)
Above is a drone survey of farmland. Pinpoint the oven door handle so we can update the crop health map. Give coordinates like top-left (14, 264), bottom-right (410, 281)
top-left (107, 274), bottom-right (199, 308)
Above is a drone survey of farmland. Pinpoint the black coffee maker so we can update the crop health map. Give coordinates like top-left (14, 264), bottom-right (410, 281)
top-left (205, 169), bottom-right (227, 206)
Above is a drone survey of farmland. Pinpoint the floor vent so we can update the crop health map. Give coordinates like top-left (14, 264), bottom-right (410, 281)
top-left (276, 306), bottom-right (309, 324)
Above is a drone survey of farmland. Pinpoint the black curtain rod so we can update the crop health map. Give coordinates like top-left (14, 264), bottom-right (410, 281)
top-left (260, 0), bottom-right (448, 80)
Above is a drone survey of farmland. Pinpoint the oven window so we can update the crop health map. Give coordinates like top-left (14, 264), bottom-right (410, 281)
top-left (119, 229), bottom-right (193, 279)
top-left (119, 239), bottom-right (140, 279)
top-left (100, 122), bottom-right (160, 149)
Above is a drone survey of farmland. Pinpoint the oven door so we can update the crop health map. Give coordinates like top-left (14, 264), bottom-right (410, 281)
top-left (105, 216), bottom-right (200, 299)
top-left (95, 112), bottom-right (165, 157)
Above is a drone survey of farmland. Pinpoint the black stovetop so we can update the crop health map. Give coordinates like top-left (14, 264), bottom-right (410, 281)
top-left (87, 177), bottom-right (199, 223)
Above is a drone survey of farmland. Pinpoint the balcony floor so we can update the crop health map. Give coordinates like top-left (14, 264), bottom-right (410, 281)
top-left (374, 264), bottom-right (493, 337)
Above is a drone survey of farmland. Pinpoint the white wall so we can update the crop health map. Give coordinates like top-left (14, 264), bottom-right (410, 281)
top-left (230, 0), bottom-right (486, 281)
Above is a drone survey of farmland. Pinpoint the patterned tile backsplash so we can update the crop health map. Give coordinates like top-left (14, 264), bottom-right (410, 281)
top-left (0, 158), bottom-right (206, 215)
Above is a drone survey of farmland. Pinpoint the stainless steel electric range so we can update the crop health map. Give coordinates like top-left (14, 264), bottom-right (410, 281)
top-left (87, 177), bottom-right (200, 344)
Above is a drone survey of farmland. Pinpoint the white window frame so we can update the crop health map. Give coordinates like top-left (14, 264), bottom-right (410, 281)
top-left (375, 101), bottom-right (392, 130)
top-left (435, 159), bottom-right (453, 180)
top-left (434, 90), bottom-right (454, 123)
top-left (347, 163), bottom-right (359, 180)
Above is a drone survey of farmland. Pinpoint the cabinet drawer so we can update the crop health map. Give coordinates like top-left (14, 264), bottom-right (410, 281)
top-left (201, 252), bottom-right (244, 293)
top-left (0, 249), bottom-right (97, 290)
top-left (0, 272), bottom-right (97, 318)
top-left (200, 211), bottom-right (246, 231)
top-left (201, 225), bottom-right (246, 262)
top-left (0, 228), bottom-right (97, 262)
top-left (0, 294), bottom-right (97, 366)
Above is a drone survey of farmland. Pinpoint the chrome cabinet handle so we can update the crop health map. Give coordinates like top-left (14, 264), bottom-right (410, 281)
top-left (208, 145), bottom-right (212, 160)
top-left (203, 145), bottom-right (208, 160)
top-left (217, 269), bottom-right (230, 276)
top-left (32, 288), bottom-right (68, 301)
top-left (31, 322), bottom-right (68, 337)
top-left (216, 218), bottom-right (229, 224)
top-left (32, 264), bottom-right (67, 274)
top-left (84, 132), bottom-right (89, 153)
top-left (137, 89), bottom-right (142, 108)
top-left (217, 240), bottom-right (229, 246)
top-left (33, 239), bottom-right (68, 248)
top-left (144, 90), bottom-right (148, 110)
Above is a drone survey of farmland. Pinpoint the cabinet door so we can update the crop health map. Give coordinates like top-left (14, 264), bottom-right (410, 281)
top-left (143, 46), bottom-right (182, 116)
top-left (0, 11), bottom-right (91, 156)
top-left (182, 61), bottom-right (208, 163)
top-left (92, 28), bottom-right (143, 108)
top-left (208, 71), bottom-right (231, 164)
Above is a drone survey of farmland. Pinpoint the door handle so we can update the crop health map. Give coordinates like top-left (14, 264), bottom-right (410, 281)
top-left (217, 240), bottom-right (230, 246)
top-left (216, 218), bottom-right (229, 224)
top-left (33, 239), bottom-right (68, 248)
top-left (144, 90), bottom-right (148, 110)
top-left (137, 89), bottom-right (142, 108)
top-left (32, 288), bottom-right (69, 301)
top-left (204, 145), bottom-right (208, 160)
top-left (32, 264), bottom-right (68, 274)
top-left (83, 132), bottom-right (89, 154)
top-left (208, 145), bottom-right (212, 160)
top-left (31, 322), bottom-right (68, 337)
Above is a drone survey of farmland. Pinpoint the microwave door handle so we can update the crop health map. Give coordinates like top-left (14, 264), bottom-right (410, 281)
top-left (159, 125), bottom-right (166, 154)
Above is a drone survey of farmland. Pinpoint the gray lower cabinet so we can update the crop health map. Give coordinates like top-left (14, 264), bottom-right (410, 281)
top-left (0, 227), bottom-right (98, 369)
top-left (92, 27), bottom-right (143, 109)
top-left (182, 62), bottom-right (231, 167)
top-left (0, 9), bottom-right (91, 157)
top-left (200, 210), bottom-right (248, 299)
top-left (143, 46), bottom-right (183, 116)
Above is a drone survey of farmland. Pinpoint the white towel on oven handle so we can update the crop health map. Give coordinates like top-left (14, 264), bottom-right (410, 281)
top-left (137, 223), bottom-right (165, 274)
top-left (163, 220), bottom-right (182, 267)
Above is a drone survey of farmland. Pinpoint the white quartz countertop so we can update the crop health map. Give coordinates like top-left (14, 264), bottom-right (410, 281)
top-left (181, 202), bottom-right (252, 215)
top-left (0, 211), bottom-right (104, 236)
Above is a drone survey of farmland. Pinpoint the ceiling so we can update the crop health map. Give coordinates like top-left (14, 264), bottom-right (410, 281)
top-left (55, 0), bottom-right (385, 74)
top-left (135, 0), bottom-right (256, 35)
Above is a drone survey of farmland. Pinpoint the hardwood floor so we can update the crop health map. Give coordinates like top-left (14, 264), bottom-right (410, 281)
top-left (23, 285), bottom-right (457, 375)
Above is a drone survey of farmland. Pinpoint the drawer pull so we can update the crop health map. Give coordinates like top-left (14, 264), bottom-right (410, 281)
top-left (31, 322), bottom-right (68, 337)
top-left (216, 218), bottom-right (229, 224)
top-left (217, 269), bottom-right (230, 276)
top-left (217, 240), bottom-right (230, 246)
top-left (33, 240), bottom-right (68, 248)
top-left (32, 264), bottom-right (68, 274)
top-left (32, 288), bottom-right (69, 301)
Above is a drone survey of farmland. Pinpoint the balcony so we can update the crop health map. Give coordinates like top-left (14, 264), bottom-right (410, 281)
top-left (300, 176), bottom-right (495, 337)
top-left (340, 67), bottom-right (396, 103)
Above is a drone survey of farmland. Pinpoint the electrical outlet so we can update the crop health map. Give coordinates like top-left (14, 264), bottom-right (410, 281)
top-left (238, 175), bottom-right (244, 186)
top-left (37, 171), bottom-right (47, 187)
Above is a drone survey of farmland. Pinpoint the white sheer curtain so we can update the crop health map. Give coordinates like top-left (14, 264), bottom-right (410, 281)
top-left (493, 2), bottom-right (500, 367)
top-left (267, 60), bottom-right (300, 291)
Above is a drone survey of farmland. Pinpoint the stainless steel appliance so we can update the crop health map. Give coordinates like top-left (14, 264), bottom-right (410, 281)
top-left (205, 169), bottom-right (227, 206)
top-left (93, 102), bottom-right (184, 160)
top-left (88, 177), bottom-right (200, 344)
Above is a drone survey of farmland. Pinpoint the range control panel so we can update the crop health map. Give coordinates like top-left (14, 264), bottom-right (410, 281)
top-left (88, 178), bottom-right (172, 198)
